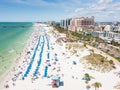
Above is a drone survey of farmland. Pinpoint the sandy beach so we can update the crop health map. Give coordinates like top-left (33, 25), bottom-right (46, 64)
top-left (0, 23), bottom-right (120, 90)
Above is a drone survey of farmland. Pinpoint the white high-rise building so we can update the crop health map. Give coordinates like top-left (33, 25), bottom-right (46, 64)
top-left (60, 18), bottom-right (71, 29)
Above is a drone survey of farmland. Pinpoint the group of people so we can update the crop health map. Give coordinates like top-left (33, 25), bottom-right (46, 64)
top-left (4, 30), bottom-right (40, 89)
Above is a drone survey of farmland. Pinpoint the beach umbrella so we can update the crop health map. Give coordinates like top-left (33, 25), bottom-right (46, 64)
top-left (24, 74), bottom-right (27, 77)
top-left (73, 61), bottom-right (76, 64)
top-left (22, 77), bottom-right (25, 80)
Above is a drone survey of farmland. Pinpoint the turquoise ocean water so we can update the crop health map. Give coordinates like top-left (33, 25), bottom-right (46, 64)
top-left (0, 22), bottom-right (34, 76)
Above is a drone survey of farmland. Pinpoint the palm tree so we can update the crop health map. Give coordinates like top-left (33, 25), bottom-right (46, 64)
top-left (85, 73), bottom-right (90, 78)
top-left (84, 73), bottom-right (91, 83)
top-left (92, 82), bottom-right (102, 90)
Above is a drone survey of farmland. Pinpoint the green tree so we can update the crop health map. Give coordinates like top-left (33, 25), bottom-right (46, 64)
top-left (84, 73), bottom-right (90, 84)
top-left (92, 82), bottom-right (102, 90)
top-left (85, 73), bottom-right (90, 78)
top-left (83, 43), bottom-right (87, 48)
top-left (109, 60), bottom-right (114, 65)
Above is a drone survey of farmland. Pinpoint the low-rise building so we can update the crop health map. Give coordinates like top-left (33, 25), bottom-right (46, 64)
top-left (48, 21), bottom-right (60, 26)
top-left (92, 31), bottom-right (120, 43)
top-left (92, 31), bottom-right (104, 38)
top-left (48, 21), bottom-right (56, 26)
top-left (113, 25), bottom-right (120, 32)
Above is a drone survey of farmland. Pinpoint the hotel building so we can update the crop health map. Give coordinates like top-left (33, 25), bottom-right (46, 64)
top-left (68, 16), bottom-right (94, 32)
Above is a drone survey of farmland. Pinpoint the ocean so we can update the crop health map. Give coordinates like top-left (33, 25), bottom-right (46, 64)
top-left (0, 22), bottom-right (34, 76)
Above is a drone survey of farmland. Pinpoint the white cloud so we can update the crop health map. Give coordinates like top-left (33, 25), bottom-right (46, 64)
top-left (75, 8), bottom-right (84, 12)
top-left (11, 0), bottom-right (52, 6)
top-left (3, 0), bottom-right (120, 21)
top-left (5, 0), bottom-right (83, 13)
top-left (88, 4), bottom-right (107, 11)
top-left (70, 0), bottom-right (120, 21)
top-left (98, 0), bottom-right (113, 4)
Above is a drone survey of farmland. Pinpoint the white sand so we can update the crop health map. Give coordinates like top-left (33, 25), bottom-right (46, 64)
top-left (0, 23), bottom-right (120, 90)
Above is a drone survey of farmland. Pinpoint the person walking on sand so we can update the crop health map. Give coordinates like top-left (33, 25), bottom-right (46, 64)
top-left (5, 84), bottom-right (9, 88)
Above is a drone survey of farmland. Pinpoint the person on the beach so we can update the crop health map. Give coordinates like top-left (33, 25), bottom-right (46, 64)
top-left (4, 84), bottom-right (9, 88)
top-left (13, 83), bottom-right (15, 86)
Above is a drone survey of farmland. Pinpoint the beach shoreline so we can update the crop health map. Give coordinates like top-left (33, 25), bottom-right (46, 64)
top-left (0, 24), bottom-right (120, 90)
top-left (0, 23), bottom-right (40, 89)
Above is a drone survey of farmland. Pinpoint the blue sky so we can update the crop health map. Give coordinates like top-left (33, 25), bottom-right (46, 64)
top-left (0, 0), bottom-right (120, 22)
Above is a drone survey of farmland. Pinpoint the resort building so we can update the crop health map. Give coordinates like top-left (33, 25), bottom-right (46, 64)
top-left (104, 25), bottom-right (114, 32)
top-left (48, 21), bottom-right (60, 26)
top-left (60, 18), bottom-right (71, 29)
top-left (113, 25), bottom-right (120, 32)
top-left (92, 31), bottom-right (120, 43)
top-left (68, 16), bottom-right (94, 32)
top-left (92, 31), bottom-right (104, 38)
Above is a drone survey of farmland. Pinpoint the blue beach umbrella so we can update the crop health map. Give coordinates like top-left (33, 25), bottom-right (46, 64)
top-left (73, 61), bottom-right (77, 65)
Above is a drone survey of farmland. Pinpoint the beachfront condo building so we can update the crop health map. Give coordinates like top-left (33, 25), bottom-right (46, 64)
top-left (68, 16), bottom-right (94, 32)
top-left (60, 18), bottom-right (71, 29)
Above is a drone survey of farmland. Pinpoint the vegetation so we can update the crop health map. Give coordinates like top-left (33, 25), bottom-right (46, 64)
top-left (55, 26), bottom-right (98, 42)
top-left (85, 73), bottom-right (90, 79)
top-left (54, 26), bottom-right (68, 34)
top-left (92, 82), bottom-right (102, 90)
top-left (111, 40), bottom-right (120, 47)
top-left (85, 80), bottom-right (89, 84)
top-left (114, 82), bottom-right (120, 90)
top-left (82, 54), bottom-right (116, 72)
top-left (54, 26), bottom-right (104, 45)
top-left (83, 73), bottom-right (90, 84)
top-left (109, 60), bottom-right (114, 65)
top-left (101, 49), bottom-right (120, 62)
top-left (55, 38), bottom-right (62, 43)
top-left (66, 43), bottom-right (85, 55)
top-left (54, 26), bottom-right (120, 62)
